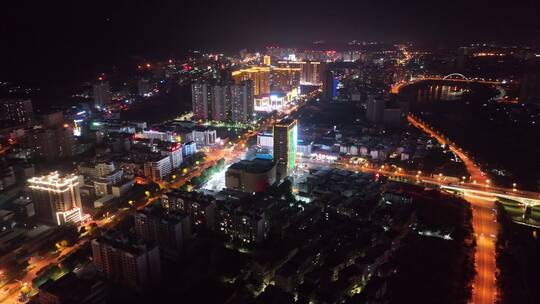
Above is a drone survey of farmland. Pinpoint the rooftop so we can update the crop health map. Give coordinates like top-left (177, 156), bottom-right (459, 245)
top-left (228, 158), bottom-right (275, 174)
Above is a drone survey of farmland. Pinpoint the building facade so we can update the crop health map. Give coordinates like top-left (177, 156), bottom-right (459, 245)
top-left (273, 119), bottom-right (297, 180)
top-left (225, 159), bottom-right (276, 193)
top-left (91, 235), bottom-right (161, 291)
top-left (135, 205), bottom-right (191, 260)
top-left (28, 172), bottom-right (83, 225)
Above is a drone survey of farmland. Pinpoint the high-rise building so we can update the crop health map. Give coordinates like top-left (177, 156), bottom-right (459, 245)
top-left (135, 204), bottom-right (191, 260)
top-left (366, 96), bottom-right (386, 123)
top-left (1, 99), bottom-right (33, 126)
top-left (28, 172), bottom-right (83, 225)
top-left (232, 67), bottom-right (271, 96)
top-left (191, 82), bottom-right (212, 121)
top-left (232, 66), bottom-right (301, 97)
top-left (211, 84), bottom-right (231, 121)
top-left (27, 125), bottom-right (75, 160)
top-left (273, 119), bottom-right (297, 180)
top-left (323, 70), bottom-right (338, 100)
top-left (91, 234), bottom-right (161, 290)
top-left (192, 81), bottom-right (254, 123)
top-left (92, 80), bottom-right (111, 109)
top-left (270, 67), bottom-right (301, 93)
top-left (230, 80), bottom-right (254, 123)
top-left (277, 61), bottom-right (324, 85)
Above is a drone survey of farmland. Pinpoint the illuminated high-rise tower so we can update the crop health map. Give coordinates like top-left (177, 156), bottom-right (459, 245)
top-left (273, 119), bottom-right (297, 180)
top-left (28, 172), bottom-right (83, 225)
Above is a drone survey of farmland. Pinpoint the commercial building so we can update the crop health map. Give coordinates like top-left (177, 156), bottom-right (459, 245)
top-left (136, 129), bottom-right (178, 142)
top-left (160, 142), bottom-right (183, 169)
top-left (273, 119), bottom-right (298, 180)
top-left (254, 88), bottom-right (300, 112)
top-left (257, 131), bottom-right (273, 149)
top-left (135, 204), bottom-right (191, 260)
top-left (191, 128), bottom-right (217, 146)
top-left (143, 154), bottom-right (173, 182)
top-left (1, 99), bottom-right (33, 126)
top-left (28, 172), bottom-right (83, 225)
top-left (92, 80), bottom-right (111, 109)
top-left (182, 141), bottom-right (197, 158)
top-left (91, 234), bottom-right (161, 290)
top-left (225, 158), bottom-right (276, 193)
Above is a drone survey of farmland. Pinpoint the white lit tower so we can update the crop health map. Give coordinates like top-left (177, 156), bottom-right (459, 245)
top-left (28, 172), bottom-right (83, 225)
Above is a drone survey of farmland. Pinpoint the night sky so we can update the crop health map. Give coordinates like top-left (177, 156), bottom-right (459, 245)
top-left (1, 0), bottom-right (538, 85)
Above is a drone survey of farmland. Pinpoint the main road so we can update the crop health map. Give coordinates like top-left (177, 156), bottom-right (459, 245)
top-left (300, 112), bottom-right (508, 304)
top-left (406, 114), bottom-right (498, 304)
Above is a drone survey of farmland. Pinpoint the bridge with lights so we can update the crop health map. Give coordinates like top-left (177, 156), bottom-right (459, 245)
top-left (391, 73), bottom-right (513, 94)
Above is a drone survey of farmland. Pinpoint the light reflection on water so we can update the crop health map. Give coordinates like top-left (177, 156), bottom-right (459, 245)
top-left (416, 85), bottom-right (467, 102)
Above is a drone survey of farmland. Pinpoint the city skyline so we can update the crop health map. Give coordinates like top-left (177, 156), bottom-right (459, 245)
top-left (0, 2), bottom-right (539, 303)
top-left (2, 0), bottom-right (539, 85)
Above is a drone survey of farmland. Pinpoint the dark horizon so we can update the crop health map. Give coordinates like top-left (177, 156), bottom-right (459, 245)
top-left (1, 0), bottom-right (539, 85)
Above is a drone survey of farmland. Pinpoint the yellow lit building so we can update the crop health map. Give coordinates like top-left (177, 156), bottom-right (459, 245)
top-left (232, 67), bottom-right (271, 96)
top-left (232, 66), bottom-right (301, 96)
top-left (263, 55), bottom-right (271, 66)
top-left (277, 60), bottom-right (324, 85)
